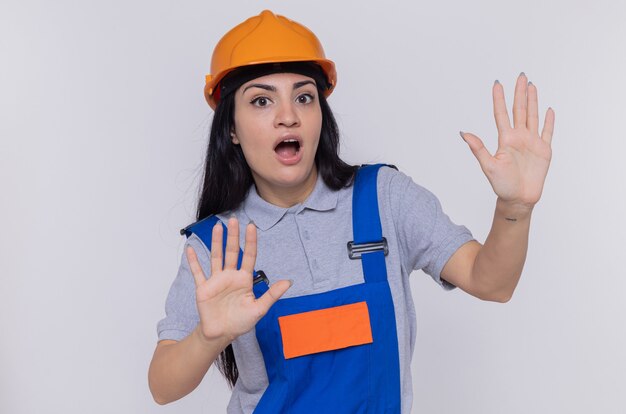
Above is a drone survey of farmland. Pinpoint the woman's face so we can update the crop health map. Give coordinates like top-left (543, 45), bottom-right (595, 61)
top-left (232, 72), bottom-right (323, 206)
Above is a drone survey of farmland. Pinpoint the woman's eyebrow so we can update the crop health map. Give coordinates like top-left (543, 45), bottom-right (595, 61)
top-left (293, 80), bottom-right (315, 89)
top-left (242, 80), bottom-right (316, 94)
top-left (242, 84), bottom-right (276, 94)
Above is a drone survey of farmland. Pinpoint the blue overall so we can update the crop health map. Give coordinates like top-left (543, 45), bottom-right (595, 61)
top-left (182, 164), bottom-right (402, 413)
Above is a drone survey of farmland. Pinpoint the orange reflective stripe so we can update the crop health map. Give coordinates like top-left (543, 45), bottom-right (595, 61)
top-left (278, 301), bottom-right (373, 359)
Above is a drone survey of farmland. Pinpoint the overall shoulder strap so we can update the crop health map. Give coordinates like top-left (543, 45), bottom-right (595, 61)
top-left (181, 215), bottom-right (240, 268)
top-left (180, 216), bottom-right (268, 298)
top-left (180, 215), bottom-right (221, 239)
top-left (351, 163), bottom-right (396, 283)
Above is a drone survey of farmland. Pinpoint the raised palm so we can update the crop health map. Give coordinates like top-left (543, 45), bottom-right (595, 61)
top-left (461, 73), bottom-right (555, 209)
top-left (186, 217), bottom-right (292, 343)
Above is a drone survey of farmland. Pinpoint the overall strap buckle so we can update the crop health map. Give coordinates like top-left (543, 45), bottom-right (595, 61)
top-left (347, 238), bottom-right (388, 260)
top-left (253, 270), bottom-right (269, 286)
top-left (252, 270), bottom-right (269, 298)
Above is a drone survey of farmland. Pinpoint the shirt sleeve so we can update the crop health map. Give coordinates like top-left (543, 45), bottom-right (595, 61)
top-left (386, 167), bottom-right (475, 290)
top-left (156, 234), bottom-right (212, 341)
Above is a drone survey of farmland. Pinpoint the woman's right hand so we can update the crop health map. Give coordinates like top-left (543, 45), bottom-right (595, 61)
top-left (186, 217), bottom-right (292, 344)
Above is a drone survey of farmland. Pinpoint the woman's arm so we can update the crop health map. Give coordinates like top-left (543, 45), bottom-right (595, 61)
top-left (440, 199), bottom-right (533, 302)
top-left (149, 218), bottom-right (291, 404)
top-left (440, 73), bottom-right (555, 302)
top-left (148, 326), bottom-right (231, 404)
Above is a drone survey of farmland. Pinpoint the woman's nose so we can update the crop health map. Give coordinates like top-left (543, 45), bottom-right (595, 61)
top-left (274, 102), bottom-right (300, 128)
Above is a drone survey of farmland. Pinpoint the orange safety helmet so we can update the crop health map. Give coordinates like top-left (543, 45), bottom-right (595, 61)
top-left (204, 10), bottom-right (337, 110)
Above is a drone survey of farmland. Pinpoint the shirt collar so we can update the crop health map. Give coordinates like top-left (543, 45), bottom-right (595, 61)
top-left (243, 173), bottom-right (339, 231)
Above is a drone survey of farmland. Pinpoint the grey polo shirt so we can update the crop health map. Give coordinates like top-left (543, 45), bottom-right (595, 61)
top-left (157, 166), bottom-right (474, 413)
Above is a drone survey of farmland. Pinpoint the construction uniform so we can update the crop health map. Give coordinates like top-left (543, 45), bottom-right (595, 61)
top-left (157, 164), bottom-right (474, 413)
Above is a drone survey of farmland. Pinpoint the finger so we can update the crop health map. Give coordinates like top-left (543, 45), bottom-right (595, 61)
top-left (493, 80), bottom-right (511, 136)
top-left (186, 245), bottom-right (207, 288)
top-left (527, 81), bottom-right (539, 137)
top-left (255, 280), bottom-right (293, 317)
top-left (512, 72), bottom-right (528, 129)
top-left (240, 222), bottom-right (257, 274)
top-left (223, 217), bottom-right (240, 270)
top-left (210, 222), bottom-right (224, 275)
top-left (540, 107), bottom-right (555, 146)
top-left (460, 131), bottom-right (495, 172)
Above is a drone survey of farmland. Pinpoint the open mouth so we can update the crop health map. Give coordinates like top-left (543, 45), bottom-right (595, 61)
top-left (274, 138), bottom-right (301, 158)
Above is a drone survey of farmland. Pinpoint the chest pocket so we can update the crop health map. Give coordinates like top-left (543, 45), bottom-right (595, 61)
top-left (278, 301), bottom-right (373, 359)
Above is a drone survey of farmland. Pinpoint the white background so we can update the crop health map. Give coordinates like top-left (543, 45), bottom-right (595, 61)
top-left (1, 0), bottom-right (625, 413)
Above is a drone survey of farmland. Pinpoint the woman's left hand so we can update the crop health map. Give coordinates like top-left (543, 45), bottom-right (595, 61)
top-left (460, 73), bottom-right (555, 213)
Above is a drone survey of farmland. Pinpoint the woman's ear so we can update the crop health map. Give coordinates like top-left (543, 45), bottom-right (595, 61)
top-left (230, 129), bottom-right (240, 145)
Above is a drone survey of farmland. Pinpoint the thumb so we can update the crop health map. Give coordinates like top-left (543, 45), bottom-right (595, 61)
top-left (459, 131), bottom-right (494, 171)
top-left (255, 279), bottom-right (293, 317)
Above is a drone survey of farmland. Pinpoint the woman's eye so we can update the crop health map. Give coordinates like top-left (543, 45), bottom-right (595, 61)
top-left (251, 97), bottom-right (270, 107)
top-left (297, 94), bottom-right (314, 104)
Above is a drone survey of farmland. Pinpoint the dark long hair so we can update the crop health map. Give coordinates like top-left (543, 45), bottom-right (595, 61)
top-left (195, 63), bottom-right (358, 388)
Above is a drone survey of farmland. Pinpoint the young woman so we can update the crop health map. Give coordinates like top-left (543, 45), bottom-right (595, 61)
top-left (148, 9), bottom-right (555, 413)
